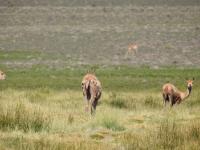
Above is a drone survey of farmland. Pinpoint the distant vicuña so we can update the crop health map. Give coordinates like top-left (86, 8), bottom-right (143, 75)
top-left (125, 43), bottom-right (138, 58)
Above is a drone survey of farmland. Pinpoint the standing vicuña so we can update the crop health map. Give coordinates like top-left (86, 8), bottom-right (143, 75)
top-left (0, 70), bottom-right (6, 80)
top-left (162, 78), bottom-right (194, 106)
top-left (124, 43), bottom-right (138, 58)
top-left (128, 43), bottom-right (138, 54)
top-left (81, 73), bottom-right (102, 115)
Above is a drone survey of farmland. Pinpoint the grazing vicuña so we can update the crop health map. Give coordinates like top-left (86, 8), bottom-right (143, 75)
top-left (81, 73), bottom-right (102, 115)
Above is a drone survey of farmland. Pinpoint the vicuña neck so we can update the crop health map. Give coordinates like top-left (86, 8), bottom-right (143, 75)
top-left (181, 87), bottom-right (192, 100)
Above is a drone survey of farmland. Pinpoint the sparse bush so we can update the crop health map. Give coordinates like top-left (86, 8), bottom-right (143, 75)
top-left (0, 102), bottom-right (51, 132)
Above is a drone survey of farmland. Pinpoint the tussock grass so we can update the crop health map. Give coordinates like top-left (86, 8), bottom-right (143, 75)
top-left (144, 96), bottom-right (162, 108)
top-left (0, 102), bottom-right (51, 132)
top-left (90, 110), bottom-right (126, 132)
top-left (156, 120), bottom-right (184, 149)
top-left (120, 133), bottom-right (146, 150)
top-left (108, 92), bottom-right (127, 109)
top-left (107, 92), bottom-right (136, 110)
top-left (110, 98), bottom-right (127, 109)
top-left (187, 91), bottom-right (200, 107)
top-left (120, 120), bottom-right (200, 149)
top-left (0, 135), bottom-right (112, 150)
top-left (100, 117), bottom-right (125, 131)
top-left (187, 121), bottom-right (200, 141)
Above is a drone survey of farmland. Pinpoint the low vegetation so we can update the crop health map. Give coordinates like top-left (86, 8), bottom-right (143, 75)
top-left (120, 120), bottom-right (200, 149)
top-left (0, 101), bottom-right (51, 132)
top-left (0, 66), bottom-right (199, 149)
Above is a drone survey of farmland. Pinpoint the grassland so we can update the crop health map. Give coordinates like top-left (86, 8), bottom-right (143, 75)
top-left (0, 66), bottom-right (200, 149)
top-left (0, 1), bottom-right (200, 149)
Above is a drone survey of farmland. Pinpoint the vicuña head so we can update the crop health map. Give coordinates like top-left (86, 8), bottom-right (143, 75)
top-left (0, 70), bottom-right (6, 80)
top-left (162, 78), bottom-right (194, 106)
top-left (81, 73), bottom-right (102, 115)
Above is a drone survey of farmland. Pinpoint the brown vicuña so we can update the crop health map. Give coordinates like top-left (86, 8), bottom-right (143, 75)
top-left (0, 70), bottom-right (6, 80)
top-left (81, 73), bottom-right (102, 115)
top-left (127, 43), bottom-right (138, 54)
top-left (125, 43), bottom-right (138, 58)
top-left (162, 78), bottom-right (194, 106)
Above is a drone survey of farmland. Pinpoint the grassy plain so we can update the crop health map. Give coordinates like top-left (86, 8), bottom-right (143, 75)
top-left (0, 66), bottom-right (200, 149)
